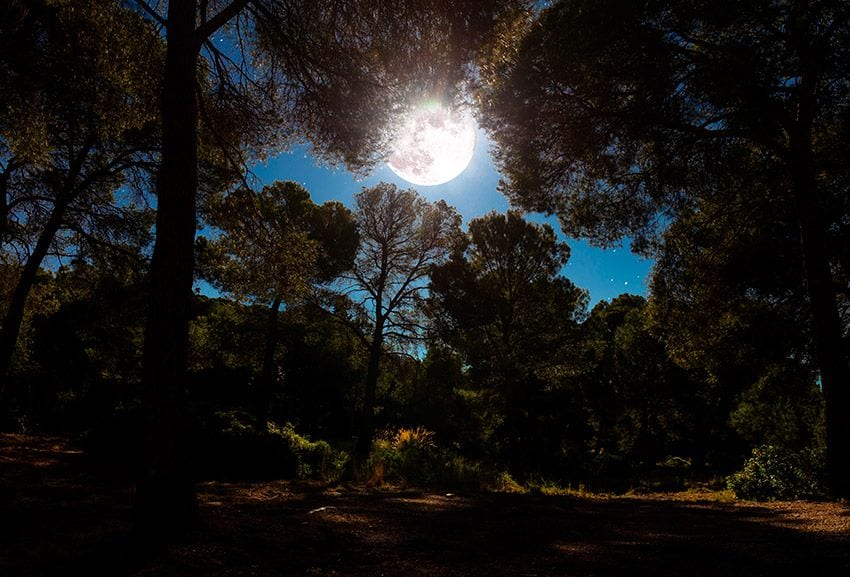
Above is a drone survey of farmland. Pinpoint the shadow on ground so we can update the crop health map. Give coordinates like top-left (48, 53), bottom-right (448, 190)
top-left (2, 434), bottom-right (848, 576)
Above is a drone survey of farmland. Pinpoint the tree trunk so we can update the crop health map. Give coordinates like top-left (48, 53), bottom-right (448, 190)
top-left (794, 174), bottom-right (850, 497)
top-left (256, 297), bottom-right (282, 429)
top-left (790, 39), bottom-right (850, 496)
top-left (0, 200), bottom-right (65, 407)
top-left (134, 1), bottom-right (200, 539)
top-left (355, 326), bottom-right (384, 461)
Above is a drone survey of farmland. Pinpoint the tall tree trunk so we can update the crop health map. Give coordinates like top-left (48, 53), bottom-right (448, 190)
top-left (256, 297), bottom-right (282, 429)
top-left (134, 1), bottom-right (200, 539)
top-left (355, 325), bottom-right (384, 461)
top-left (794, 173), bottom-right (850, 497)
top-left (790, 35), bottom-right (850, 496)
top-left (0, 200), bottom-right (65, 407)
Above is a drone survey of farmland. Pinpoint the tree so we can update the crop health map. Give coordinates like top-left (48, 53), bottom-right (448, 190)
top-left (278, 303), bottom-right (367, 442)
top-left (340, 183), bottom-right (460, 460)
top-left (580, 295), bottom-right (647, 464)
top-left (31, 255), bottom-right (150, 424)
top-left (198, 181), bottom-right (357, 426)
top-left (649, 187), bottom-right (826, 456)
top-left (129, 0), bottom-right (525, 536)
top-left (428, 210), bottom-right (588, 475)
top-left (0, 0), bottom-right (159, 404)
top-left (479, 0), bottom-right (850, 495)
top-left (609, 303), bottom-right (693, 473)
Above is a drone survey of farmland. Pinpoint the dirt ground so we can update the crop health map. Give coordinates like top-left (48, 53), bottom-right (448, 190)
top-left (2, 434), bottom-right (848, 577)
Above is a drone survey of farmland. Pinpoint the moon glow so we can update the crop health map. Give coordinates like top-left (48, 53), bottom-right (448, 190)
top-left (387, 103), bottom-right (476, 186)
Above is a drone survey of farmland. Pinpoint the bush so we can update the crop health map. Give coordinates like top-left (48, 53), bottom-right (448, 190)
top-left (365, 427), bottom-right (439, 486)
top-left (727, 445), bottom-right (824, 500)
top-left (435, 455), bottom-right (491, 491)
top-left (196, 411), bottom-right (348, 481)
top-left (491, 471), bottom-right (528, 494)
top-left (268, 422), bottom-right (348, 481)
top-left (363, 427), bottom-right (529, 492)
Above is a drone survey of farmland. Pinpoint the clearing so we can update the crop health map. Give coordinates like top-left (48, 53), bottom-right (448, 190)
top-left (1, 434), bottom-right (848, 576)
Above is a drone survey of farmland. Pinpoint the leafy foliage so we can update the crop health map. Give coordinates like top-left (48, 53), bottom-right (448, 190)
top-left (477, 0), bottom-right (850, 496)
top-left (429, 210), bottom-right (588, 476)
top-left (727, 445), bottom-right (825, 501)
top-left (0, 0), bottom-right (158, 388)
top-left (197, 410), bottom-right (348, 481)
top-left (197, 180), bottom-right (358, 425)
top-left (479, 0), bottom-right (850, 249)
top-left (366, 427), bottom-right (439, 486)
top-left (199, 181), bottom-right (357, 306)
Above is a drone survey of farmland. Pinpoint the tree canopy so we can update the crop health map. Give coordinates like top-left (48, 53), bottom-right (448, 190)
top-left (0, 0), bottom-right (159, 396)
top-left (197, 180), bottom-right (357, 425)
top-left (429, 210), bottom-right (588, 474)
top-left (478, 0), bottom-right (850, 496)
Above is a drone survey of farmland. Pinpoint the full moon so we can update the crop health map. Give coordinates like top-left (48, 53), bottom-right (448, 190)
top-left (387, 103), bottom-right (476, 186)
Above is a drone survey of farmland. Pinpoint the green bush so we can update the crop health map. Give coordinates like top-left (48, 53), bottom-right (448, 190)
top-left (268, 422), bottom-right (348, 481)
top-left (727, 445), bottom-right (824, 500)
top-left (363, 427), bottom-right (521, 491)
top-left (197, 411), bottom-right (348, 481)
top-left (365, 427), bottom-right (439, 486)
top-left (491, 470), bottom-right (528, 493)
top-left (435, 455), bottom-right (491, 490)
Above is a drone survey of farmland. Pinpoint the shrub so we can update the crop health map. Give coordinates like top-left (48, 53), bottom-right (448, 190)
top-left (364, 427), bottom-right (440, 486)
top-left (363, 427), bottom-right (532, 492)
top-left (726, 445), bottom-right (824, 500)
top-left (268, 422), bottom-right (348, 481)
top-left (435, 455), bottom-right (490, 490)
top-left (491, 471), bottom-right (528, 494)
top-left (196, 411), bottom-right (348, 481)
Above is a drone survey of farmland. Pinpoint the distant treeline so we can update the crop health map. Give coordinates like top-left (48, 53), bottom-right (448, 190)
top-left (0, 195), bottom-right (826, 495)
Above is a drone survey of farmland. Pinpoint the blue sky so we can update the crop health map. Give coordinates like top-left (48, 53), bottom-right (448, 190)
top-left (248, 125), bottom-right (653, 308)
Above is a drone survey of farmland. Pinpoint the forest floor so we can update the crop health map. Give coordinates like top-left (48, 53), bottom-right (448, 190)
top-left (2, 433), bottom-right (849, 577)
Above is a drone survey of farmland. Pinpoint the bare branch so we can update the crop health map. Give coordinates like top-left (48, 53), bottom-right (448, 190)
top-left (194, 0), bottom-right (250, 46)
top-left (132, 0), bottom-right (166, 28)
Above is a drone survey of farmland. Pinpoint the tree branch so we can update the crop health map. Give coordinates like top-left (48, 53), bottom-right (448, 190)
top-left (194, 0), bottom-right (250, 46)
top-left (132, 0), bottom-right (166, 28)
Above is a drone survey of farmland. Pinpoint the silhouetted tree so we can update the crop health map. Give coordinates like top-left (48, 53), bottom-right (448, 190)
top-left (429, 211), bottom-right (588, 475)
top-left (479, 0), bottom-right (850, 495)
top-left (277, 303), bottom-right (367, 441)
top-left (649, 187), bottom-right (825, 456)
top-left (197, 181), bottom-right (357, 426)
top-left (0, 0), bottom-right (158, 405)
top-left (341, 183), bottom-right (460, 460)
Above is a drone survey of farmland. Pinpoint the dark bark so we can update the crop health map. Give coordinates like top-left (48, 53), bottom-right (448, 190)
top-left (134, 0), bottom-right (200, 539)
top-left (796, 191), bottom-right (850, 496)
top-left (256, 297), bottom-right (282, 429)
top-left (790, 30), bottom-right (850, 496)
top-left (0, 159), bottom-right (18, 240)
top-left (793, 162), bottom-right (850, 497)
top-left (0, 199), bottom-right (65, 400)
top-left (355, 321), bottom-right (384, 461)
